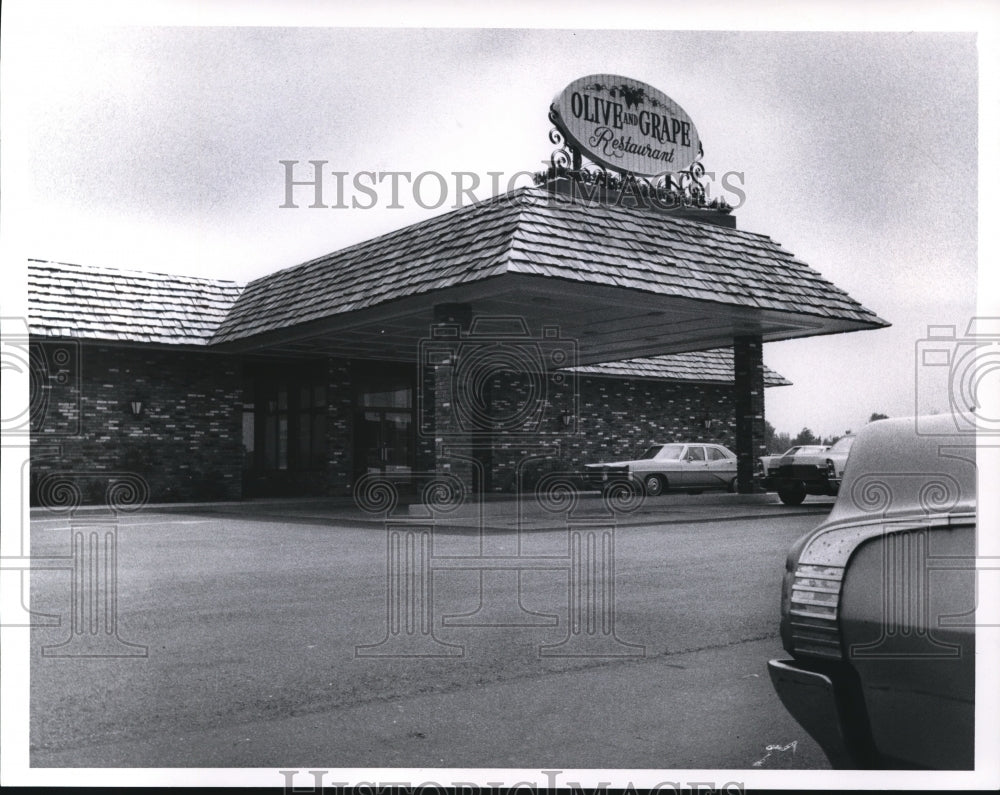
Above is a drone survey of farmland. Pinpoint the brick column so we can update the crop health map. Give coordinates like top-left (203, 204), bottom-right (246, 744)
top-left (418, 303), bottom-right (477, 493)
top-left (733, 335), bottom-right (765, 494)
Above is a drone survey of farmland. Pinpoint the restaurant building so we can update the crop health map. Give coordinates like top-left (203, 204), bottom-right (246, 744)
top-left (26, 76), bottom-right (888, 505)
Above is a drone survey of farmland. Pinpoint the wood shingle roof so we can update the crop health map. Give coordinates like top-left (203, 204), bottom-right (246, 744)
top-left (28, 260), bottom-right (242, 345)
top-left (27, 186), bottom-right (891, 388)
top-left (210, 187), bottom-right (887, 344)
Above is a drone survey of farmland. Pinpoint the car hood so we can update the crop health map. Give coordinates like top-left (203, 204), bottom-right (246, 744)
top-left (775, 452), bottom-right (838, 466)
top-left (585, 460), bottom-right (638, 469)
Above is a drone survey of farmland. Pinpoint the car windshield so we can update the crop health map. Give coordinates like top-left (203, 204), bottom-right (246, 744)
top-left (828, 436), bottom-right (855, 453)
top-left (638, 444), bottom-right (684, 460)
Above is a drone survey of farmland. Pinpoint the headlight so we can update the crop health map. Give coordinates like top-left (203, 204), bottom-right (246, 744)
top-left (826, 458), bottom-right (836, 478)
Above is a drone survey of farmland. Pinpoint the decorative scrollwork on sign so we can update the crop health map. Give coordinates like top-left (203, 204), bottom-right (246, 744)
top-left (547, 105), bottom-right (579, 171)
top-left (675, 142), bottom-right (708, 205)
top-left (535, 130), bottom-right (732, 214)
top-left (548, 138), bottom-right (574, 172)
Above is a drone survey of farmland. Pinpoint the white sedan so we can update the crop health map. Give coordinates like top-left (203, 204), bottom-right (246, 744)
top-left (585, 442), bottom-right (738, 496)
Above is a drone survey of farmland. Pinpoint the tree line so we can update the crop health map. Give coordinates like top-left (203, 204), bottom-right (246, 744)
top-left (763, 413), bottom-right (889, 454)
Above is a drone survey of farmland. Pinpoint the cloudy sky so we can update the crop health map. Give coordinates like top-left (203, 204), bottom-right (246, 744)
top-left (3, 1), bottom-right (996, 440)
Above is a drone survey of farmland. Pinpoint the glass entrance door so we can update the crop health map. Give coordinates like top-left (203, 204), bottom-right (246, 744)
top-left (358, 410), bottom-right (412, 478)
top-left (354, 368), bottom-right (414, 482)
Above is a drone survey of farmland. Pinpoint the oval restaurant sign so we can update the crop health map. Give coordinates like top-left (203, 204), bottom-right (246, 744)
top-left (551, 74), bottom-right (701, 177)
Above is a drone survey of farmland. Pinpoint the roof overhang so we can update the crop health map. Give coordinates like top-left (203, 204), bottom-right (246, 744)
top-left (210, 271), bottom-right (882, 365)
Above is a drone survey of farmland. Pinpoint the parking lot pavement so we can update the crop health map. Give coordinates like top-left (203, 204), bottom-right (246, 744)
top-left (31, 635), bottom-right (824, 770)
top-left (26, 503), bottom-right (831, 769)
top-left (29, 490), bottom-right (834, 530)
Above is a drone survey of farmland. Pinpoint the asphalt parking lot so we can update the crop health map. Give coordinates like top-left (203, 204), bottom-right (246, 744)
top-left (26, 493), bottom-right (836, 770)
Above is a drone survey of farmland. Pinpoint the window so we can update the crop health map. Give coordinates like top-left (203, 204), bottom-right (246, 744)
top-left (242, 380), bottom-right (255, 470)
top-left (243, 367), bottom-right (328, 472)
top-left (643, 444), bottom-right (684, 460)
top-left (707, 447), bottom-right (729, 461)
top-left (685, 446), bottom-right (706, 462)
top-left (829, 436), bottom-right (855, 454)
top-left (298, 383), bottom-right (328, 469)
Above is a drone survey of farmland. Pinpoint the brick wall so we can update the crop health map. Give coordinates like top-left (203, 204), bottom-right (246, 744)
top-left (29, 342), bottom-right (745, 502)
top-left (486, 373), bottom-right (738, 492)
top-left (30, 342), bottom-right (242, 504)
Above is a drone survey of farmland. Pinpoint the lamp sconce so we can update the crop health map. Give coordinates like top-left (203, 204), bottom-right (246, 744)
top-left (129, 399), bottom-right (144, 418)
top-left (701, 416), bottom-right (714, 430)
top-left (560, 412), bottom-right (574, 428)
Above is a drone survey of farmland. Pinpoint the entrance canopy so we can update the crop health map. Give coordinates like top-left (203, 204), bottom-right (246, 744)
top-left (199, 186), bottom-right (887, 364)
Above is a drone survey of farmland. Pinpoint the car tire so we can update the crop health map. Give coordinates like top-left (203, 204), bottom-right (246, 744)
top-left (644, 474), bottom-right (666, 497)
top-left (778, 483), bottom-right (807, 506)
top-left (728, 477), bottom-right (738, 493)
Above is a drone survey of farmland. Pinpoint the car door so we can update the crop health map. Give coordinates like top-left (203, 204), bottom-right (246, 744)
top-left (705, 445), bottom-right (735, 488)
top-left (680, 444), bottom-right (708, 486)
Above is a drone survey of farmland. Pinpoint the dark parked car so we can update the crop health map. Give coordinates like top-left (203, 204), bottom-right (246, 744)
top-left (765, 435), bottom-right (855, 505)
top-left (767, 415), bottom-right (976, 769)
top-left (758, 444), bottom-right (828, 479)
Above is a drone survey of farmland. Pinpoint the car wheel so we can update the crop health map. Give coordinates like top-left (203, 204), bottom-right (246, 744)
top-left (644, 474), bottom-right (666, 496)
top-left (778, 483), bottom-right (807, 506)
top-left (728, 477), bottom-right (738, 493)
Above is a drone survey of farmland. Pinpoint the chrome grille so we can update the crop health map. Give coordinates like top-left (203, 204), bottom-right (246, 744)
top-left (775, 464), bottom-right (827, 481)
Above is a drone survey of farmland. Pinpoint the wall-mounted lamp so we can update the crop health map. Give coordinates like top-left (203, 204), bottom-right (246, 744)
top-left (560, 412), bottom-right (574, 428)
top-left (129, 399), bottom-right (144, 417)
top-left (701, 417), bottom-right (714, 430)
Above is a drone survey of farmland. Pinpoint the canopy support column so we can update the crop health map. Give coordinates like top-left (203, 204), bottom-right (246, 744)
top-left (733, 335), bottom-right (766, 494)
top-left (417, 303), bottom-right (483, 495)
